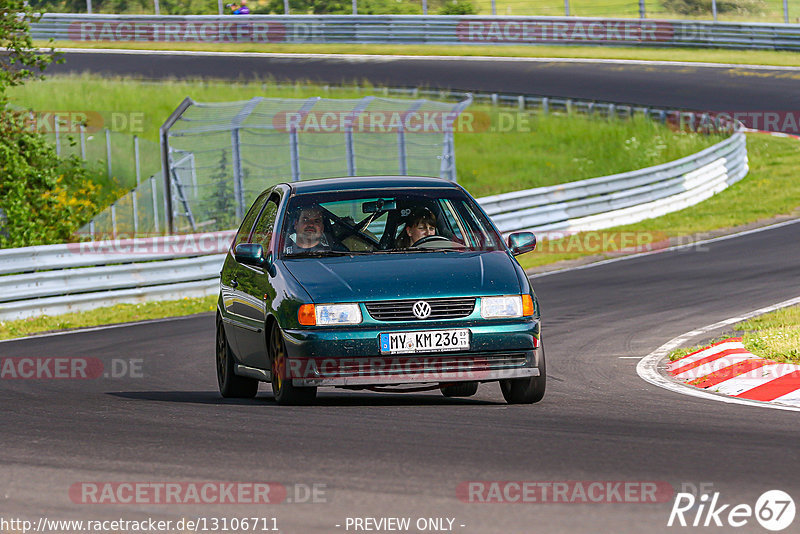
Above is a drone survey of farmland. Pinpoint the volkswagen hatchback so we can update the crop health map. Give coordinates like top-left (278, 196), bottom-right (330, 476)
top-left (216, 176), bottom-right (543, 405)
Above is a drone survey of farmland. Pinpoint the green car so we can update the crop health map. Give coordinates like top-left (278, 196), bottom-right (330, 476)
top-left (216, 176), bottom-right (543, 405)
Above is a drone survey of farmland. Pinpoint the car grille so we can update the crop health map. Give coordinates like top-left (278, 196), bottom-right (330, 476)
top-left (365, 297), bottom-right (476, 321)
top-left (323, 353), bottom-right (529, 378)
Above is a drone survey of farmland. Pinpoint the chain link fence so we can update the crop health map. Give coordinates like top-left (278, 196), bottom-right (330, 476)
top-left (79, 94), bottom-right (471, 237)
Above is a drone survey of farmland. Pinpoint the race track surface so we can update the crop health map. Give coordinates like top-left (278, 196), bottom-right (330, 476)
top-left (52, 51), bottom-right (800, 121)
top-left (2, 221), bottom-right (799, 533)
top-left (3, 51), bottom-right (800, 533)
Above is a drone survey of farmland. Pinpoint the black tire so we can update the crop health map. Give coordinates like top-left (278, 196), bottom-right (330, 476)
top-left (216, 315), bottom-right (259, 398)
top-left (500, 344), bottom-right (546, 404)
top-left (270, 323), bottom-right (317, 406)
top-left (441, 381), bottom-right (479, 397)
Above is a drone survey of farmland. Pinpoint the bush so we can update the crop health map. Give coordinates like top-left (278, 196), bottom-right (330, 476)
top-left (662, 0), bottom-right (766, 15)
top-left (0, 111), bottom-right (104, 247)
top-left (438, 0), bottom-right (477, 15)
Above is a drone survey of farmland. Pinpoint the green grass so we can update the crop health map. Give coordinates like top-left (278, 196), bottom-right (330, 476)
top-left (668, 306), bottom-right (800, 364)
top-left (736, 306), bottom-right (800, 364)
top-left (471, 0), bottom-right (800, 21)
top-left (0, 296), bottom-right (217, 340)
top-left (516, 133), bottom-right (800, 269)
top-left (8, 74), bottom-right (724, 200)
top-left (43, 40), bottom-right (800, 67)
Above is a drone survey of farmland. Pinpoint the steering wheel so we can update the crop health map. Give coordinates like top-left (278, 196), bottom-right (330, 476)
top-left (411, 235), bottom-right (452, 247)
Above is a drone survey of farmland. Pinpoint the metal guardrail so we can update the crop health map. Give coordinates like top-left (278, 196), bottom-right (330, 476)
top-left (483, 131), bottom-right (748, 234)
top-left (0, 127), bottom-right (748, 321)
top-left (31, 14), bottom-right (800, 51)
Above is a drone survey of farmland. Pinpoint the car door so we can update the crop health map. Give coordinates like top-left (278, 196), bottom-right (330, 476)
top-left (220, 191), bottom-right (269, 360)
top-left (234, 192), bottom-right (282, 369)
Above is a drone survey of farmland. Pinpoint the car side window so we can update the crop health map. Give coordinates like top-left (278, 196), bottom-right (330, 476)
top-left (250, 197), bottom-right (279, 251)
top-left (232, 193), bottom-right (268, 249)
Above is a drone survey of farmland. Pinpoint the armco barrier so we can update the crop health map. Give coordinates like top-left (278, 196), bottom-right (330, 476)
top-left (0, 129), bottom-right (747, 321)
top-left (31, 14), bottom-right (800, 51)
top-left (483, 131), bottom-right (747, 234)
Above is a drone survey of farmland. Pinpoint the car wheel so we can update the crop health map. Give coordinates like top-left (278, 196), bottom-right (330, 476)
top-left (270, 323), bottom-right (317, 406)
top-left (440, 381), bottom-right (479, 397)
top-left (500, 343), bottom-right (546, 404)
top-left (216, 315), bottom-right (259, 398)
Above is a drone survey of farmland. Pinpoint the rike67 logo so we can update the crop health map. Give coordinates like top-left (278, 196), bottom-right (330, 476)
top-left (668, 490), bottom-right (795, 531)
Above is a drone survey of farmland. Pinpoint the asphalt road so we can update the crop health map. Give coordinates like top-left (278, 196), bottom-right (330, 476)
top-left (2, 220), bottom-right (799, 533)
top-left (2, 52), bottom-right (799, 533)
top-left (52, 51), bottom-right (800, 120)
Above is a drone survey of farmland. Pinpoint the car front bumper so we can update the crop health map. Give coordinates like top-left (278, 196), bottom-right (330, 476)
top-left (284, 319), bottom-right (541, 387)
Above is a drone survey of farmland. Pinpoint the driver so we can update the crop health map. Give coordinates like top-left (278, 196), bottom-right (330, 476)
top-left (396, 207), bottom-right (438, 248)
top-left (285, 206), bottom-right (338, 253)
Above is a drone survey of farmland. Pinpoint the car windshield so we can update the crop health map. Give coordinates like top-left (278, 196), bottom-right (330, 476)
top-left (280, 188), bottom-right (504, 258)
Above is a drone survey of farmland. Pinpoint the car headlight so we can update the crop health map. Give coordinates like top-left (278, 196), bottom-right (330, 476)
top-left (298, 303), bottom-right (362, 326)
top-left (481, 295), bottom-right (534, 318)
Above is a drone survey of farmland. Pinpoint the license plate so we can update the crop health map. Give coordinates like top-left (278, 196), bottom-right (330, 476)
top-left (380, 329), bottom-right (470, 354)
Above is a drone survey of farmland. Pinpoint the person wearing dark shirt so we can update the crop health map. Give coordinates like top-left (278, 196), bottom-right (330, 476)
top-left (285, 206), bottom-right (347, 254)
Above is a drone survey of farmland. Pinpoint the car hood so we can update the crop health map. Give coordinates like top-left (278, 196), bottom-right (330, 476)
top-left (282, 251), bottom-right (521, 303)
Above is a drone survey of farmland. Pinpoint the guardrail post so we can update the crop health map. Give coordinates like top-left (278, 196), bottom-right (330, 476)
top-left (564, 0), bottom-right (569, 16)
top-left (422, 0), bottom-right (427, 15)
top-left (518, 95), bottom-right (525, 110)
top-left (491, 93), bottom-right (498, 107)
top-left (283, 0), bottom-right (289, 14)
top-left (566, 99), bottom-right (573, 114)
top-left (608, 103), bottom-right (616, 119)
top-left (712, 0), bottom-right (718, 21)
top-left (491, 0), bottom-right (496, 15)
top-left (352, 0), bottom-right (357, 15)
top-left (639, 0), bottom-right (645, 18)
top-left (542, 97), bottom-right (549, 115)
top-left (785, 0), bottom-right (790, 23)
top-left (105, 128), bottom-right (112, 180)
top-left (89, 220), bottom-right (95, 241)
top-left (86, 0), bottom-right (92, 13)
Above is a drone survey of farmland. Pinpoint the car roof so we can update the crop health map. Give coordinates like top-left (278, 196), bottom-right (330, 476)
top-left (286, 176), bottom-right (461, 195)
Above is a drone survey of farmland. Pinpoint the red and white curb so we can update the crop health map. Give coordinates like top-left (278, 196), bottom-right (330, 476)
top-left (668, 338), bottom-right (800, 406)
top-left (637, 295), bottom-right (800, 413)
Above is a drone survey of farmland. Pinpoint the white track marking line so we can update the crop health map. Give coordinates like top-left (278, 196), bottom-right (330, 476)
top-left (636, 295), bottom-right (800, 412)
top-left (530, 217), bottom-right (800, 279)
top-left (0, 313), bottom-right (209, 344)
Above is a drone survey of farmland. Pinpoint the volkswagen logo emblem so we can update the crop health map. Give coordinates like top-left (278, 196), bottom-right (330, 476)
top-left (412, 300), bottom-right (431, 319)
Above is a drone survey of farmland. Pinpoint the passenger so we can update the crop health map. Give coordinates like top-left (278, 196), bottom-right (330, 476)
top-left (396, 207), bottom-right (437, 248)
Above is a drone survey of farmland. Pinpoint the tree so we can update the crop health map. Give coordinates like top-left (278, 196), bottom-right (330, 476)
top-left (0, 1), bottom-right (56, 106)
top-left (0, 1), bottom-right (102, 247)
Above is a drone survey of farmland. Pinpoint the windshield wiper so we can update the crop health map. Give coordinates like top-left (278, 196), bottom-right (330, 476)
top-left (285, 250), bottom-right (367, 258)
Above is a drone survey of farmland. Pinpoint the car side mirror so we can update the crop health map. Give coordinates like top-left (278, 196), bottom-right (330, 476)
top-left (234, 243), bottom-right (266, 267)
top-left (507, 232), bottom-right (536, 256)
